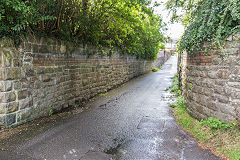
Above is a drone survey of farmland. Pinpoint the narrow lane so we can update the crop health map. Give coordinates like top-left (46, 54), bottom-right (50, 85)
top-left (0, 54), bottom-right (220, 160)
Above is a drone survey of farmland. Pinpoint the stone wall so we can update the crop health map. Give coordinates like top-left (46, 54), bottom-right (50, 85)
top-left (0, 36), bottom-right (154, 127)
top-left (154, 50), bottom-right (172, 68)
top-left (181, 35), bottom-right (240, 122)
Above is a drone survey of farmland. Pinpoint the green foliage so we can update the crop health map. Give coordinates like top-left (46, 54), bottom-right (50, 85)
top-left (200, 118), bottom-right (234, 130)
top-left (227, 150), bottom-right (240, 160)
top-left (166, 0), bottom-right (201, 26)
top-left (49, 108), bottom-right (53, 116)
top-left (168, 74), bottom-right (185, 108)
top-left (99, 92), bottom-right (108, 97)
top-left (152, 67), bottom-right (159, 72)
top-left (159, 42), bottom-right (166, 50)
top-left (0, 0), bottom-right (54, 45)
top-left (74, 104), bottom-right (79, 109)
top-left (169, 95), bottom-right (186, 108)
top-left (188, 82), bottom-right (193, 92)
top-left (173, 99), bottom-right (211, 143)
top-left (166, 0), bottom-right (240, 55)
top-left (0, 0), bottom-right (164, 60)
top-left (169, 74), bottom-right (181, 96)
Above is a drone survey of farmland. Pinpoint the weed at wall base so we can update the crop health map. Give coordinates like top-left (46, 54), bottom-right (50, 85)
top-left (152, 68), bottom-right (160, 72)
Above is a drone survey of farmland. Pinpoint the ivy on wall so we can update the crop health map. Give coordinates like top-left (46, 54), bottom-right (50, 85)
top-left (166, 0), bottom-right (240, 55)
top-left (0, 0), bottom-right (165, 60)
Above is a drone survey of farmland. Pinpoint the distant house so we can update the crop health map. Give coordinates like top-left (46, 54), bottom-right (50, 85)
top-left (165, 39), bottom-right (178, 51)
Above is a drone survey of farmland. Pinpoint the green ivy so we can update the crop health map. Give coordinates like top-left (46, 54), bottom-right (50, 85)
top-left (166, 0), bottom-right (240, 55)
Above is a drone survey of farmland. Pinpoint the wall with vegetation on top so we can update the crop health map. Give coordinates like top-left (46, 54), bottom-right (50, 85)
top-left (181, 34), bottom-right (240, 122)
top-left (154, 50), bottom-right (172, 69)
top-left (0, 36), bottom-right (156, 127)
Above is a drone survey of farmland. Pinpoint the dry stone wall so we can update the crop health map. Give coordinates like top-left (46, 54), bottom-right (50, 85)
top-left (181, 36), bottom-right (240, 122)
top-left (0, 36), bottom-right (154, 127)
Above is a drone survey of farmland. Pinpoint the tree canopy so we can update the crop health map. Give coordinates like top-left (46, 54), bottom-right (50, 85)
top-left (0, 0), bottom-right (165, 60)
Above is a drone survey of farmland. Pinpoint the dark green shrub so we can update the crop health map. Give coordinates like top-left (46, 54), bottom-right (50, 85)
top-left (0, 0), bottom-right (165, 60)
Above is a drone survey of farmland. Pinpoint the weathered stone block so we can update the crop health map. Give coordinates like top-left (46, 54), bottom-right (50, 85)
top-left (19, 97), bottom-right (33, 109)
top-left (41, 74), bottom-right (51, 82)
top-left (13, 81), bottom-right (21, 90)
top-left (39, 45), bottom-right (49, 53)
top-left (195, 105), bottom-right (204, 114)
top-left (17, 90), bottom-right (29, 100)
top-left (16, 108), bottom-right (32, 123)
top-left (0, 38), bottom-right (14, 48)
top-left (231, 91), bottom-right (240, 99)
top-left (212, 56), bottom-right (222, 65)
top-left (32, 44), bottom-right (39, 53)
top-left (215, 79), bottom-right (227, 86)
top-left (0, 113), bottom-right (16, 126)
top-left (202, 88), bottom-right (213, 96)
top-left (214, 87), bottom-right (225, 95)
top-left (214, 112), bottom-right (235, 122)
top-left (24, 42), bottom-right (32, 52)
top-left (207, 71), bottom-right (218, 79)
top-left (4, 68), bottom-right (21, 80)
top-left (227, 82), bottom-right (240, 89)
top-left (35, 67), bottom-right (45, 74)
top-left (13, 58), bottom-right (22, 67)
top-left (217, 70), bottom-right (230, 79)
top-left (60, 45), bottom-right (66, 54)
top-left (3, 51), bottom-right (14, 67)
top-left (0, 102), bottom-right (18, 114)
top-left (0, 91), bottom-right (16, 103)
top-left (216, 95), bottom-right (229, 104)
top-left (0, 81), bottom-right (12, 91)
top-left (217, 103), bottom-right (236, 116)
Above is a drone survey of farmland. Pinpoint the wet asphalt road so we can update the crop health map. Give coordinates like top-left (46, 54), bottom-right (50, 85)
top-left (0, 54), bottom-right (220, 160)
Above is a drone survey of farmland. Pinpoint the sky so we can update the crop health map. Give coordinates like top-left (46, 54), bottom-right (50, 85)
top-left (153, 0), bottom-right (185, 41)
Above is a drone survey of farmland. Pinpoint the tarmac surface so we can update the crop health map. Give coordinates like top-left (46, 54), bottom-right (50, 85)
top-left (0, 54), bottom-right (220, 160)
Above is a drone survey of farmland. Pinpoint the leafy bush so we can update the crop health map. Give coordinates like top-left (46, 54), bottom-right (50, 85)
top-left (0, 0), bottom-right (55, 45)
top-left (169, 74), bottom-right (181, 96)
top-left (152, 67), bottom-right (160, 72)
top-left (200, 117), bottom-right (234, 130)
top-left (169, 95), bottom-right (186, 108)
top-left (168, 74), bottom-right (185, 108)
top-left (0, 0), bottom-right (164, 60)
